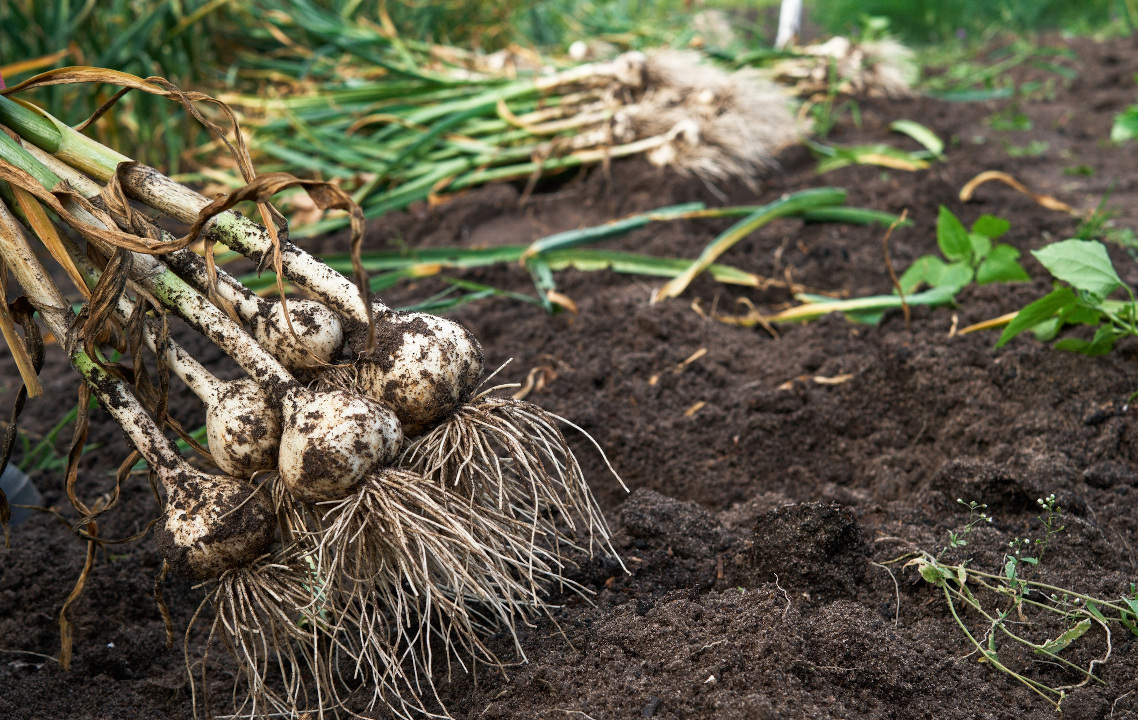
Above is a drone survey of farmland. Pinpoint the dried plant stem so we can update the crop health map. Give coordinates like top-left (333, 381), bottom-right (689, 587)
top-left (0, 199), bottom-right (183, 472)
top-left (17, 144), bottom-right (263, 318)
top-left (0, 132), bottom-right (301, 400)
top-left (59, 234), bottom-right (232, 408)
top-left (881, 208), bottom-right (909, 330)
top-left (23, 146), bottom-right (342, 373)
top-left (0, 95), bottom-right (376, 328)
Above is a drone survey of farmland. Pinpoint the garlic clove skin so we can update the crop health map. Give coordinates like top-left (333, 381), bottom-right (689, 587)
top-left (357, 309), bottom-right (485, 436)
top-left (250, 298), bottom-right (344, 371)
top-left (278, 388), bottom-right (402, 504)
top-left (206, 378), bottom-right (283, 479)
top-left (154, 468), bottom-right (276, 580)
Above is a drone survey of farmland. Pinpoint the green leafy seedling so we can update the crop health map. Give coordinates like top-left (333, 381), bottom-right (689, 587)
top-left (1110, 104), bottom-right (1138, 144)
top-left (997, 239), bottom-right (1137, 355)
top-left (902, 494), bottom-right (1132, 713)
top-left (1073, 191), bottom-right (1137, 254)
top-left (899, 206), bottom-right (1029, 294)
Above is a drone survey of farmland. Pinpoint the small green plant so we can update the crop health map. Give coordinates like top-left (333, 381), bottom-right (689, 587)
top-left (997, 239), bottom-right (1137, 355)
top-left (901, 496), bottom-right (1137, 713)
top-left (1002, 495), bottom-right (1064, 604)
top-left (807, 120), bottom-right (946, 174)
top-left (987, 107), bottom-right (1034, 131)
top-left (1110, 104), bottom-right (1138, 144)
top-left (1005, 140), bottom-right (1050, 158)
top-left (803, 46), bottom-right (863, 140)
top-left (899, 206), bottom-right (1030, 294)
top-left (942, 499), bottom-right (993, 557)
top-left (1073, 194), bottom-right (1138, 254)
top-left (810, 97), bottom-right (862, 139)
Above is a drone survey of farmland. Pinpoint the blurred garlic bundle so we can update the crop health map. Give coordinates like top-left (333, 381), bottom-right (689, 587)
top-left (769, 36), bottom-right (919, 98)
top-left (614, 51), bottom-right (801, 189)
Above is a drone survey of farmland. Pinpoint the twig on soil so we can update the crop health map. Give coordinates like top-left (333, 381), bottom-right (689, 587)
top-left (552, 710), bottom-right (598, 720)
top-left (1110, 690), bottom-right (1137, 717)
top-left (773, 574), bottom-right (791, 617)
top-left (0, 649), bottom-right (61, 664)
top-left (871, 561), bottom-right (901, 628)
top-left (881, 209), bottom-right (910, 330)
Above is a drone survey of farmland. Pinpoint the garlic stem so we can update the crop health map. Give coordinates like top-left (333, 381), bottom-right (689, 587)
top-left (25, 145), bottom-right (343, 370)
top-left (0, 129), bottom-right (300, 397)
top-left (54, 233), bottom-right (283, 479)
top-left (3, 142), bottom-right (395, 494)
top-left (120, 163), bottom-right (380, 325)
top-left (8, 110), bottom-right (376, 323)
top-left (0, 198), bottom-right (184, 472)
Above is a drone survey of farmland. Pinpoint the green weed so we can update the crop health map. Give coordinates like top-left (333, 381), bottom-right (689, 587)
top-left (1110, 104), bottom-right (1138, 144)
top-left (899, 206), bottom-right (1030, 294)
top-left (996, 239), bottom-right (1137, 355)
top-left (807, 120), bottom-right (945, 174)
top-left (899, 496), bottom-right (1136, 713)
top-left (987, 107), bottom-right (1034, 132)
top-left (1005, 140), bottom-right (1050, 158)
top-left (1072, 194), bottom-right (1138, 254)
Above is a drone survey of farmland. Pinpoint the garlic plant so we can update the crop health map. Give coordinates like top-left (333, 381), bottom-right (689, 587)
top-left (0, 200), bottom-right (277, 583)
top-left (0, 70), bottom-right (625, 719)
top-left (61, 239), bottom-right (282, 479)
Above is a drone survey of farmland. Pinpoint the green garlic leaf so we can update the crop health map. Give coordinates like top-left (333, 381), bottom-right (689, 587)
top-left (845, 310), bottom-right (887, 325)
top-left (890, 120), bottom-right (945, 157)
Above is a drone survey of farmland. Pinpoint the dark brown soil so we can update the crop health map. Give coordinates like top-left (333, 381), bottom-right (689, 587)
top-left (1, 34), bottom-right (1136, 720)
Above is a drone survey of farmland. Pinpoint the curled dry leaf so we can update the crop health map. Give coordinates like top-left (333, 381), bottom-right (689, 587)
top-left (959, 171), bottom-right (1077, 215)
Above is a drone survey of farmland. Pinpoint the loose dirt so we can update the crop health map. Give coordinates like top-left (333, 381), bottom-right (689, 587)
top-left (0, 34), bottom-right (1135, 720)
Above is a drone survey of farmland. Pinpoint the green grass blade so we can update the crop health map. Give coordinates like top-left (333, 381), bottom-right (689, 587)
top-left (799, 207), bottom-right (913, 227)
top-left (523, 202), bottom-right (705, 257)
top-left (890, 120), bottom-right (946, 158)
top-left (655, 188), bottom-right (847, 300)
top-left (543, 248), bottom-right (759, 286)
top-left (769, 286), bottom-right (958, 323)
